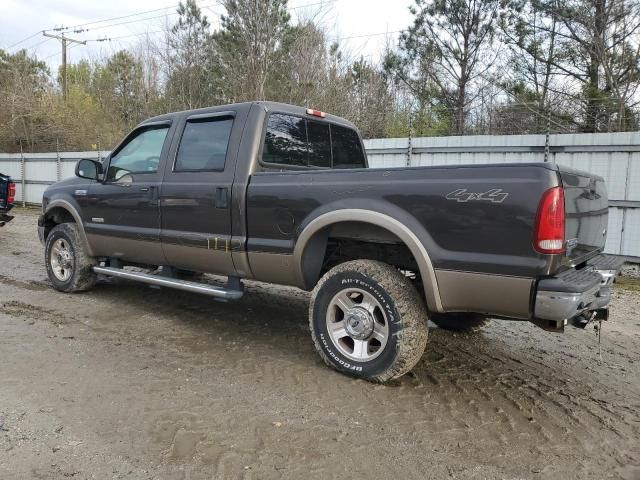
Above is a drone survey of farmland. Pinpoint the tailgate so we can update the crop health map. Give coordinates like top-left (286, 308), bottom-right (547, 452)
top-left (558, 166), bottom-right (608, 264)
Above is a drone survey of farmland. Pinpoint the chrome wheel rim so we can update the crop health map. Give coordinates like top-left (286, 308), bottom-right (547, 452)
top-left (326, 287), bottom-right (389, 362)
top-left (50, 238), bottom-right (73, 282)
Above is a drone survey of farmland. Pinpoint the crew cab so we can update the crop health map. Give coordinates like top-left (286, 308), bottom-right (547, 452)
top-left (38, 102), bottom-right (623, 382)
top-left (0, 173), bottom-right (15, 227)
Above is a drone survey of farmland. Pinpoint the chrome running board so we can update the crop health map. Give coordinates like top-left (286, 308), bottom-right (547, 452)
top-left (93, 266), bottom-right (244, 300)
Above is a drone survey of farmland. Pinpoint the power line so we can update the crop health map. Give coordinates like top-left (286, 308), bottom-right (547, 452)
top-left (54, 0), bottom-right (222, 35)
top-left (35, 1), bottom-right (405, 68)
top-left (52, 0), bottom-right (334, 36)
top-left (21, 37), bottom-right (54, 52)
top-left (53, 4), bottom-right (180, 32)
top-left (86, 26), bottom-right (402, 46)
top-left (290, 0), bottom-right (339, 10)
top-left (339, 30), bottom-right (402, 41)
top-left (7, 30), bottom-right (44, 50)
top-left (88, 30), bottom-right (166, 43)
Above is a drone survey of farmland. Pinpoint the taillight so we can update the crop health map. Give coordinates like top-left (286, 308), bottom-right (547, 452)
top-left (7, 182), bottom-right (16, 204)
top-left (534, 186), bottom-right (565, 254)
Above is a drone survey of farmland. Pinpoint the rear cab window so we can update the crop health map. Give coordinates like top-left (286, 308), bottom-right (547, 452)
top-left (331, 124), bottom-right (366, 169)
top-left (262, 114), bottom-right (307, 167)
top-left (261, 113), bottom-right (366, 169)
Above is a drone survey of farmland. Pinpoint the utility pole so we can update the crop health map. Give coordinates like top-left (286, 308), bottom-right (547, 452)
top-left (543, 103), bottom-right (553, 165)
top-left (42, 31), bottom-right (86, 102)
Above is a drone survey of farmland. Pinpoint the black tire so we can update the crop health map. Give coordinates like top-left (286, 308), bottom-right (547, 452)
top-left (430, 313), bottom-right (489, 332)
top-left (309, 260), bottom-right (428, 383)
top-left (45, 223), bottom-right (97, 293)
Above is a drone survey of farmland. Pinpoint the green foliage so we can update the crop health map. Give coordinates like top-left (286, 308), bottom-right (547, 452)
top-left (1, 0), bottom-right (639, 153)
top-left (503, 0), bottom-right (640, 133)
top-left (211, 0), bottom-right (290, 101)
top-left (165, 0), bottom-right (217, 109)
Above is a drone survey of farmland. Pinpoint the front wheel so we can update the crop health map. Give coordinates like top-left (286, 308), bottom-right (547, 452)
top-left (309, 260), bottom-right (428, 383)
top-left (45, 223), bottom-right (97, 293)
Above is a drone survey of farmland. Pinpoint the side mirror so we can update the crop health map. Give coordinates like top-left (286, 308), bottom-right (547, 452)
top-left (75, 159), bottom-right (103, 180)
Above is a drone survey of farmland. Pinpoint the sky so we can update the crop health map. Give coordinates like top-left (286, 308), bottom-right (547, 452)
top-left (0, 0), bottom-right (414, 71)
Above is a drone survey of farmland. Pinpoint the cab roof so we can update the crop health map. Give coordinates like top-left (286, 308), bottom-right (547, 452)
top-left (142, 101), bottom-right (358, 130)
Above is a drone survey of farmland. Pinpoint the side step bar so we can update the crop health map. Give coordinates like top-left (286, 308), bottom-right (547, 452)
top-left (93, 266), bottom-right (244, 300)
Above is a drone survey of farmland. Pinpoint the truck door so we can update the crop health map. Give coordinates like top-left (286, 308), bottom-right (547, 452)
top-left (83, 121), bottom-right (172, 265)
top-left (159, 111), bottom-right (239, 275)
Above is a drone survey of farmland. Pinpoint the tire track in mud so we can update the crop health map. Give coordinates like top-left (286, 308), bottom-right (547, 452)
top-left (404, 328), bottom-right (640, 472)
top-left (0, 273), bottom-right (49, 292)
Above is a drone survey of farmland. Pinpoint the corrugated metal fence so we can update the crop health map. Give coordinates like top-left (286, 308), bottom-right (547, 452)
top-left (1, 132), bottom-right (638, 259)
top-left (364, 132), bottom-right (640, 259)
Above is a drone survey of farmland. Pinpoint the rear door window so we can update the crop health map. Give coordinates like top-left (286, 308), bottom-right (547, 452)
top-left (175, 117), bottom-right (233, 171)
top-left (331, 124), bottom-right (366, 169)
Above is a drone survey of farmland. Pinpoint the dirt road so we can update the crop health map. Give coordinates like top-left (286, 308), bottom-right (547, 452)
top-left (1, 209), bottom-right (639, 480)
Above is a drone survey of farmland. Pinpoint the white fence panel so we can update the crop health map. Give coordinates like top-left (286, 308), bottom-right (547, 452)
top-left (0, 132), bottom-right (638, 259)
top-left (364, 132), bottom-right (639, 259)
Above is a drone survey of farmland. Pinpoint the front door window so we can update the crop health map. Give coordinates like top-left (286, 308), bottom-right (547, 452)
top-left (106, 126), bottom-right (169, 182)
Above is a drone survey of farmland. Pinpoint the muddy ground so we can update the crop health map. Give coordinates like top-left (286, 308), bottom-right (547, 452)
top-left (1, 208), bottom-right (639, 480)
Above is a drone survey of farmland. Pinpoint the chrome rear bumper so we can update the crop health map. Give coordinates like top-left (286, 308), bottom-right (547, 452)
top-left (534, 255), bottom-right (624, 325)
top-left (535, 283), bottom-right (609, 322)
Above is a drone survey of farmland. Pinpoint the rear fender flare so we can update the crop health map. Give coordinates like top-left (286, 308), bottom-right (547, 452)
top-left (293, 209), bottom-right (444, 313)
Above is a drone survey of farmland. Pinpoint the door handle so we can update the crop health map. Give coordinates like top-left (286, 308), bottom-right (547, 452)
top-left (139, 187), bottom-right (150, 192)
top-left (215, 187), bottom-right (228, 208)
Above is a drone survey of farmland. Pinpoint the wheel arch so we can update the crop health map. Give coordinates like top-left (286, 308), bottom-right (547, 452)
top-left (293, 209), bottom-right (443, 313)
top-left (43, 199), bottom-right (94, 256)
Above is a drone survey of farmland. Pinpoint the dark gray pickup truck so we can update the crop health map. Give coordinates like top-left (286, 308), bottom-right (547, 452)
top-left (0, 172), bottom-right (15, 227)
top-left (38, 101), bottom-right (623, 382)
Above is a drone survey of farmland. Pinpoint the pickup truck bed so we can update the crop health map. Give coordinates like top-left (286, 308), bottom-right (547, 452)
top-left (38, 101), bottom-right (623, 382)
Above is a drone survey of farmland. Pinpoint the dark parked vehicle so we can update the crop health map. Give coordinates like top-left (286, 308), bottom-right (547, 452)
top-left (38, 102), bottom-right (622, 382)
top-left (0, 173), bottom-right (15, 227)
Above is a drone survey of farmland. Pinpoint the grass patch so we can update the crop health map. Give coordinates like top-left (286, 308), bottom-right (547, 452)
top-left (615, 275), bottom-right (640, 292)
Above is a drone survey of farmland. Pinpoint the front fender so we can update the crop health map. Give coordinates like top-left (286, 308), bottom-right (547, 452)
top-left (43, 198), bottom-right (94, 256)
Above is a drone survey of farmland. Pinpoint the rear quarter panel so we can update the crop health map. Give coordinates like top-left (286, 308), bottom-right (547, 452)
top-left (246, 163), bottom-right (560, 279)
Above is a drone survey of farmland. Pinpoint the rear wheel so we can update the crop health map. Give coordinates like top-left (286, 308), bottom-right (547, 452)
top-left (430, 313), bottom-right (489, 332)
top-left (45, 223), bottom-right (97, 293)
top-left (309, 260), bottom-right (428, 383)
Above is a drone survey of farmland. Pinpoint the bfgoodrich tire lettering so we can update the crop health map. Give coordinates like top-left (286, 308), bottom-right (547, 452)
top-left (309, 260), bottom-right (428, 382)
top-left (45, 223), bottom-right (97, 293)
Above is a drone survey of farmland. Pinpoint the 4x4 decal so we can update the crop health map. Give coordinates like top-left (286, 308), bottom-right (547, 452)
top-left (446, 188), bottom-right (509, 203)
